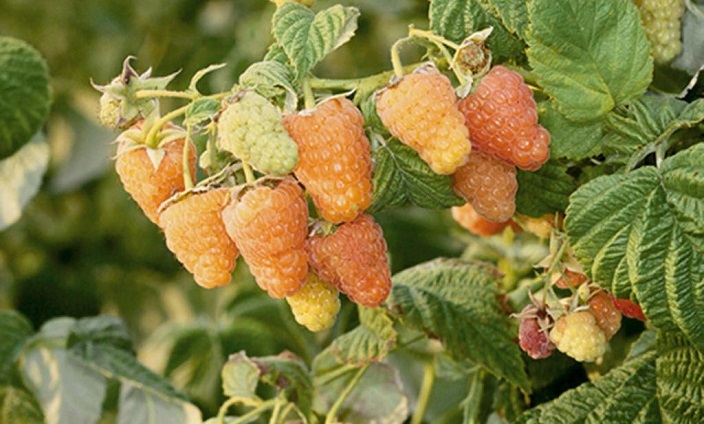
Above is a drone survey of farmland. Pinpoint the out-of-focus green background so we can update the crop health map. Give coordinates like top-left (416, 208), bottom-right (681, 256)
top-left (0, 0), bottom-right (466, 414)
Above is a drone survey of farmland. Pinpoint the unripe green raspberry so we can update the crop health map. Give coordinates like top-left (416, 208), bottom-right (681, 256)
top-left (286, 273), bottom-right (341, 332)
top-left (99, 91), bottom-right (121, 130)
top-left (549, 311), bottom-right (607, 362)
top-left (635, 0), bottom-right (684, 63)
top-left (217, 91), bottom-right (299, 176)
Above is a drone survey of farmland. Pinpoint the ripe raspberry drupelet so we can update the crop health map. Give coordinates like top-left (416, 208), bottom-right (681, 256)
top-left (451, 204), bottom-right (512, 236)
top-left (452, 150), bottom-right (517, 223)
top-left (588, 291), bottom-right (622, 340)
top-left (286, 273), bottom-right (341, 332)
top-left (550, 311), bottom-right (607, 362)
top-left (222, 179), bottom-right (309, 298)
top-left (458, 65), bottom-right (549, 171)
top-left (376, 66), bottom-right (471, 175)
top-left (283, 98), bottom-right (372, 224)
top-left (159, 188), bottom-right (239, 289)
top-left (307, 214), bottom-right (391, 307)
top-left (115, 123), bottom-right (196, 225)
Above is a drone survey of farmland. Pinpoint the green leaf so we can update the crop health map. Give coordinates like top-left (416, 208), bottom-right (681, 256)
top-left (67, 316), bottom-right (133, 353)
top-left (0, 386), bottom-right (43, 424)
top-left (429, 0), bottom-right (525, 62)
top-left (0, 37), bottom-right (51, 159)
top-left (483, 0), bottom-right (529, 40)
top-left (603, 96), bottom-right (704, 160)
top-left (369, 139), bottom-right (464, 213)
top-left (183, 98), bottom-right (220, 127)
top-left (0, 311), bottom-right (33, 384)
top-left (251, 352), bottom-right (313, 416)
top-left (515, 334), bottom-right (659, 423)
top-left (116, 383), bottom-right (202, 424)
top-left (565, 144), bottom-right (704, 351)
top-left (324, 307), bottom-right (397, 366)
top-left (0, 137), bottom-right (50, 231)
top-left (238, 61), bottom-right (297, 102)
top-left (221, 352), bottom-right (259, 400)
top-left (657, 331), bottom-right (704, 424)
top-left (20, 347), bottom-right (107, 424)
top-left (538, 101), bottom-right (603, 160)
top-left (526, 0), bottom-right (653, 122)
top-left (272, 3), bottom-right (359, 81)
top-left (386, 258), bottom-right (530, 392)
top-left (313, 358), bottom-right (408, 423)
top-left (515, 160), bottom-right (576, 218)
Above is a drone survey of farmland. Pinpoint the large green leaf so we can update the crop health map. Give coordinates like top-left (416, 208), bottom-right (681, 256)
top-left (116, 383), bottom-right (201, 424)
top-left (515, 332), bottom-right (660, 423)
top-left (515, 160), bottom-right (576, 218)
top-left (526, 0), bottom-right (653, 122)
top-left (251, 352), bottom-right (313, 416)
top-left (484, 0), bottom-right (529, 40)
top-left (271, 3), bottom-right (359, 81)
top-left (657, 331), bottom-right (704, 424)
top-left (429, 0), bottom-right (525, 62)
top-left (566, 144), bottom-right (704, 351)
top-left (386, 258), bottom-right (529, 392)
top-left (0, 137), bottom-right (50, 231)
top-left (0, 37), bottom-right (51, 159)
top-left (324, 307), bottom-right (397, 366)
top-left (0, 311), bottom-right (33, 383)
top-left (221, 352), bottom-right (259, 400)
top-left (369, 139), bottom-right (464, 213)
top-left (0, 386), bottom-right (43, 424)
top-left (538, 101), bottom-right (603, 160)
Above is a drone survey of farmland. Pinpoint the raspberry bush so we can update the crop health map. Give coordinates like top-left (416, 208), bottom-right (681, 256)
top-left (0, 0), bottom-right (703, 423)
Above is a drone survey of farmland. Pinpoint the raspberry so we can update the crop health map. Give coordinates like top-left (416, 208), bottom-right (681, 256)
top-left (517, 213), bottom-right (560, 239)
top-left (611, 296), bottom-right (648, 322)
top-left (553, 269), bottom-right (588, 290)
top-left (159, 188), bottom-right (239, 289)
top-left (451, 204), bottom-right (512, 236)
top-left (587, 291), bottom-right (622, 340)
top-left (549, 311), bottom-right (607, 362)
top-left (218, 91), bottom-right (298, 176)
top-left (286, 273), bottom-right (341, 332)
top-left (518, 306), bottom-right (555, 360)
top-left (307, 214), bottom-right (391, 307)
top-left (115, 123), bottom-right (196, 225)
top-left (376, 66), bottom-right (471, 175)
top-left (283, 98), bottom-right (372, 224)
top-left (458, 65), bottom-right (549, 171)
top-left (221, 179), bottom-right (308, 298)
top-left (635, 0), bottom-right (684, 63)
top-left (452, 150), bottom-right (517, 222)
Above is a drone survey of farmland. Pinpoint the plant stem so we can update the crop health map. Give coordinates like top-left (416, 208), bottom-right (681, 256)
top-left (408, 27), bottom-right (460, 50)
top-left (463, 368), bottom-right (485, 424)
top-left (324, 364), bottom-right (369, 424)
top-left (411, 358), bottom-right (436, 424)
top-left (145, 104), bottom-right (190, 148)
top-left (136, 89), bottom-right (197, 100)
top-left (183, 123), bottom-right (194, 190)
top-left (217, 397), bottom-right (266, 424)
top-left (303, 78), bottom-right (316, 110)
top-left (231, 400), bottom-right (277, 424)
top-left (390, 36), bottom-right (413, 78)
top-left (314, 363), bottom-right (358, 387)
top-left (269, 395), bottom-right (284, 424)
top-left (242, 162), bottom-right (255, 184)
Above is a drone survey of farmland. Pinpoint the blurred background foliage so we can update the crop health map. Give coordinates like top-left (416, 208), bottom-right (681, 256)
top-left (0, 0), bottom-right (469, 415)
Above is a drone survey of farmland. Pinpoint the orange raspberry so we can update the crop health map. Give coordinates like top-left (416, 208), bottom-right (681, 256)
top-left (376, 66), bottom-right (471, 175)
top-left (588, 290), bottom-right (622, 340)
top-left (115, 123), bottom-right (196, 225)
top-left (222, 179), bottom-right (309, 298)
top-left (458, 65), bottom-right (549, 171)
top-left (307, 214), bottom-right (391, 307)
top-left (451, 204), bottom-right (512, 236)
top-left (452, 150), bottom-right (517, 222)
top-left (159, 188), bottom-right (239, 288)
top-left (283, 98), bottom-right (372, 224)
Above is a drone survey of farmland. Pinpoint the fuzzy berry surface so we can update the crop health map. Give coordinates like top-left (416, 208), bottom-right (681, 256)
top-left (519, 315), bottom-right (555, 360)
top-left (286, 273), bottom-right (341, 332)
top-left (283, 98), bottom-right (372, 224)
top-left (588, 291), bottom-right (622, 340)
top-left (159, 188), bottom-right (239, 289)
top-left (549, 311), bottom-right (607, 362)
top-left (451, 203), bottom-right (511, 236)
top-left (611, 296), bottom-right (648, 322)
top-left (452, 150), bottom-right (517, 223)
top-left (222, 179), bottom-right (308, 298)
top-left (307, 214), bottom-right (391, 307)
top-left (218, 91), bottom-right (298, 176)
top-left (376, 67), bottom-right (471, 175)
top-left (635, 0), bottom-right (684, 63)
top-left (115, 123), bottom-right (196, 225)
top-left (458, 65), bottom-right (549, 171)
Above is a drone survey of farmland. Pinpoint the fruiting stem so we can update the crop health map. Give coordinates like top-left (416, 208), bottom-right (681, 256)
top-left (390, 36), bottom-right (413, 78)
top-left (411, 359), bottom-right (436, 424)
top-left (183, 123), bottom-right (194, 190)
top-left (303, 78), bottom-right (316, 110)
top-left (408, 27), bottom-right (461, 50)
top-left (136, 89), bottom-right (197, 100)
top-left (315, 363), bottom-right (358, 386)
top-left (268, 394), bottom-right (285, 424)
top-left (324, 364), bottom-right (369, 424)
top-left (464, 368), bottom-right (485, 424)
top-left (242, 162), bottom-right (255, 184)
top-left (145, 104), bottom-right (190, 148)
top-left (216, 397), bottom-right (267, 424)
top-left (230, 399), bottom-right (277, 424)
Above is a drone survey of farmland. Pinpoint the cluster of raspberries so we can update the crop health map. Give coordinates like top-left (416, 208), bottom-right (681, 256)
top-left (376, 65), bottom-right (550, 237)
top-left (112, 96), bottom-right (389, 332)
